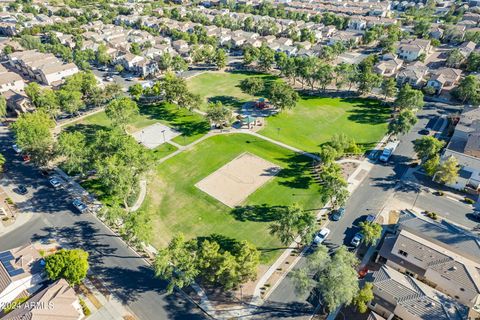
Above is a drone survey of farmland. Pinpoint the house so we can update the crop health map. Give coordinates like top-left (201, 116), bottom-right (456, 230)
top-left (347, 18), bottom-right (367, 31)
top-left (8, 50), bottom-right (79, 85)
top-left (172, 39), bottom-right (189, 51)
top-left (377, 210), bottom-right (480, 311)
top-left (396, 61), bottom-right (428, 87)
top-left (459, 41), bottom-right (477, 58)
top-left (374, 58), bottom-right (403, 77)
top-left (0, 244), bottom-right (43, 307)
top-left (327, 30), bottom-right (363, 46)
top-left (442, 106), bottom-right (480, 190)
top-left (425, 67), bottom-right (462, 94)
top-left (1, 278), bottom-right (83, 320)
top-left (1, 90), bottom-right (32, 115)
top-left (429, 25), bottom-right (444, 40)
top-left (397, 39), bottom-right (432, 61)
top-left (368, 265), bottom-right (467, 320)
top-left (0, 65), bottom-right (24, 93)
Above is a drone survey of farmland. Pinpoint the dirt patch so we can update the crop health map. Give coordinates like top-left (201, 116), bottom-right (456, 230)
top-left (195, 153), bottom-right (281, 207)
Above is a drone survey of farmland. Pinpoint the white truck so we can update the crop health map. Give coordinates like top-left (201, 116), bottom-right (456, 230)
top-left (379, 141), bottom-right (399, 162)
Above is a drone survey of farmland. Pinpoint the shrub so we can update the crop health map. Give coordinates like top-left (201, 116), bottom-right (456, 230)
top-left (5, 197), bottom-right (13, 205)
top-left (436, 191), bottom-right (444, 196)
top-left (79, 298), bottom-right (91, 316)
top-left (425, 211), bottom-right (438, 220)
top-left (465, 197), bottom-right (475, 205)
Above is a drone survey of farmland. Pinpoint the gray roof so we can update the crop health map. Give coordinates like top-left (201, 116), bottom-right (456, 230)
top-left (398, 210), bottom-right (480, 264)
top-left (372, 266), bottom-right (468, 320)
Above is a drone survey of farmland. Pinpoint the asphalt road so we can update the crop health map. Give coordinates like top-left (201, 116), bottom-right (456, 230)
top-left (0, 127), bottom-right (206, 320)
top-left (259, 103), bottom-right (466, 319)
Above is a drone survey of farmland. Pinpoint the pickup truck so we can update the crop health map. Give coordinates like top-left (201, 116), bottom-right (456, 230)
top-left (379, 141), bottom-right (400, 162)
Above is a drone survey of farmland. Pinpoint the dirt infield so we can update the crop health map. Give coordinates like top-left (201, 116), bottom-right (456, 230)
top-left (195, 153), bottom-right (281, 207)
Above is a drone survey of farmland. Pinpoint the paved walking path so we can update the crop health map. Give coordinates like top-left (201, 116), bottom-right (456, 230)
top-left (129, 179), bottom-right (147, 212)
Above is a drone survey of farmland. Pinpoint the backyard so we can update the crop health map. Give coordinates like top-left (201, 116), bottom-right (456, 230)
top-left (141, 133), bottom-right (325, 264)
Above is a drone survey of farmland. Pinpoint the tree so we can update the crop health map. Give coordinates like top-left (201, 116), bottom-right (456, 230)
top-left (214, 49), bottom-right (227, 69)
top-left (435, 156), bottom-right (459, 184)
top-left (56, 131), bottom-right (89, 175)
top-left (205, 102), bottom-right (232, 128)
top-left (123, 210), bottom-right (153, 245)
top-left (114, 64), bottom-right (124, 73)
top-left (453, 75), bottom-right (480, 104)
top-left (269, 203), bottom-right (316, 246)
top-left (268, 82), bottom-right (299, 110)
top-left (0, 96), bottom-right (6, 119)
top-left (11, 110), bottom-right (55, 165)
top-left (258, 44), bottom-right (275, 71)
top-left (413, 19), bottom-right (431, 38)
top-left (105, 97), bottom-right (139, 130)
top-left (446, 49), bottom-right (464, 68)
top-left (154, 233), bottom-right (200, 293)
top-left (96, 44), bottom-right (111, 65)
top-left (45, 249), bottom-right (89, 285)
top-left (319, 162), bottom-right (349, 208)
top-left (358, 221), bottom-right (382, 246)
top-left (291, 245), bottom-right (359, 312)
top-left (57, 89), bottom-right (84, 114)
top-left (128, 83), bottom-right (144, 100)
top-left (37, 89), bottom-right (60, 118)
top-left (413, 136), bottom-right (445, 161)
top-left (315, 63), bottom-right (334, 91)
top-left (466, 52), bottom-right (480, 72)
top-left (0, 153), bottom-right (5, 172)
top-left (353, 283), bottom-right (374, 313)
top-left (423, 154), bottom-right (440, 176)
top-left (388, 110), bottom-right (417, 135)
top-left (130, 42), bottom-right (141, 55)
top-left (239, 77), bottom-right (265, 95)
top-left (395, 84), bottom-right (424, 111)
top-left (24, 82), bottom-right (42, 107)
top-left (381, 77), bottom-right (397, 99)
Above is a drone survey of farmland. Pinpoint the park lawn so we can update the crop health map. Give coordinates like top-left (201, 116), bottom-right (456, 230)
top-left (187, 71), bottom-right (277, 111)
top-left (142, 133), bottom-right (325, 264)
top-left (260, 97), bottom-right (390, 153)
top-left (67, 103), bottom-right (209, 145)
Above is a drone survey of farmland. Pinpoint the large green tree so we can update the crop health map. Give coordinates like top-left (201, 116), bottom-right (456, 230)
top-left (358, 221), bottom-right (382, 246)
top-left (239, 77), bottom-right (265, 95)
top-left (353, 282), bottom-right (374, 313)
top-left (268, 82), bottom-right (299, 110)
top-left (413, 136), bottom-right (445, 161)
top-left (205, 102), bottom-right (232, 128)
top-left (105, 97), bottom-right (139, 130)
top-left (269, 203), bottom-right (316, 246)
top-left (388, 110), bottom-right (417, 135)
top-left (0, 96), bottom-right (6, 119)
top-left (56, 131), bottom-right (89, 175)
top-left (453, 75), bottom-right (480, 104)
top-left (45, 249), bottom-right (89, 285)
top-left (292, 245), bottom-right (359, 312)
top-left (11, 110), bottom-right (55, 165)
top-left (395, 84), bottom-right (424, 111)
top-left (435, 156), bottom-right (459, 184)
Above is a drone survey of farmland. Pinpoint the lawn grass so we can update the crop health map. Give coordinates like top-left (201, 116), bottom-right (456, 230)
top-left (260, 97), bottom-right (390, 153)
top-left (67, 103), bottom-right (209, 145)
top-left (187, 71), bottom-right (278, 111)
top-left (142, 133), bottom-right (325, 264)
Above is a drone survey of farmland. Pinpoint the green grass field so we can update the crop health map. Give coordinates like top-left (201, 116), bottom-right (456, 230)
top-left (260, 97), bottom-right (390, 153)
top-left (142, 133), bottom-right (325, 263)
top-left (187, 71), bottom-right (277, 110)
top-left (67, 103), bottom-right (209, 145)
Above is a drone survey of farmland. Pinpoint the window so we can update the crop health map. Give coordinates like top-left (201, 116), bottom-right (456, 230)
top-left (406, 271), bottom-right (415, 277)
top-left (398, 250), bottom-right (408, 257)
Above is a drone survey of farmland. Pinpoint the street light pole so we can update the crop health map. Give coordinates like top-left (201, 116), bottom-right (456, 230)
top-left (162, 130), bottom-right (166, 142)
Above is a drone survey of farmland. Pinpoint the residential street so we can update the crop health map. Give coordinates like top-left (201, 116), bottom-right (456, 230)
top-left (257, 103), bottom-right (467, 319)
top-left (0, 127), bottom-right (207, 320)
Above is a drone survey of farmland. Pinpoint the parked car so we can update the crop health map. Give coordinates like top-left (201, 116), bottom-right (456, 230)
top-left (418, 129), bottom-right (430, 135)
top-left (365, 214), bottom-right (376, 223)
top-left (351, 232), bottom-right (364, 248)
top-left (12, 144), bottom-right (21, 153)
top-left (22, 154), bottom-right (30, 162)
top-left (16, 185), bottom-right (28, 195)
top-left (331, 208), bottom-right (345, 221)
top-left (72, 199), bottom-right (88, 213)
top-left (313, 228), bottom-right (331, 245)
top-left (125, 76), bottom-right (135, 81)
top-left (104, 76), bottom-right (114, 82)
top-left (49, 177), bottom-right (63, 189)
